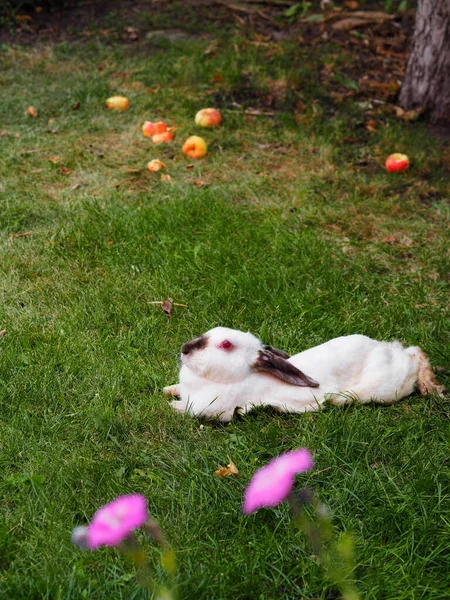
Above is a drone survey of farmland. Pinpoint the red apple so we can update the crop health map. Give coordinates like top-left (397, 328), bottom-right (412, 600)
top-left (182, 136), bottom-right (208, 159)
top-left (195, 108), bottom-right (222, 128)
top-left (152, 131), bottom-right (174, 144)
top-left (385, 153), bottom-right (409, 173)
top-left (142, 121), bottom-right (167, 137)
top-left (106, 96), bottom-right (129, 111)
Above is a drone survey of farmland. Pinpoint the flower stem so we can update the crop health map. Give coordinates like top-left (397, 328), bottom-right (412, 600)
top-left (288, 491), bottom-right (360, 600)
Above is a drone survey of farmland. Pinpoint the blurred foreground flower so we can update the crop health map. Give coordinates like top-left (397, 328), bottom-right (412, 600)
top-left (88, 494), bottom-right (147, 549)
top-left (243, 448), bottom-right (313, 514)
top-left (72, 494), bottom-right (175, 598)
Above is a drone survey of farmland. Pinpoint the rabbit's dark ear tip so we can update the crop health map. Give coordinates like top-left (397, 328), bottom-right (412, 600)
top-left (263, 345), bottom-right (290, 360)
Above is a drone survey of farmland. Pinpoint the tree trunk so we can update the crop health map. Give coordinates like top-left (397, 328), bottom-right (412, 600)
top-left (399, 0), bottom-right (450, 125)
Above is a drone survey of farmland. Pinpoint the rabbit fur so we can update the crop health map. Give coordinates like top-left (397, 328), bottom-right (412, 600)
top-left (164, 327), bottom-right (445, 421)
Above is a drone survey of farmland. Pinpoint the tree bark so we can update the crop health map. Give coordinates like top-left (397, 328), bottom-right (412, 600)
top-left (399, 0), bottom-right (450, 125)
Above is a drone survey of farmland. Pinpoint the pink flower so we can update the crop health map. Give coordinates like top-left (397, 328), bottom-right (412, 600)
top-left (243, 448), bottom-right (313, 514)
top-left (87, 494), bottom-right (148, 549)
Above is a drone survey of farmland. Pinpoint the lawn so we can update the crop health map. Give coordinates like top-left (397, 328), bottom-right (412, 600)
top-left (0, 2), bottom-right (449, 599)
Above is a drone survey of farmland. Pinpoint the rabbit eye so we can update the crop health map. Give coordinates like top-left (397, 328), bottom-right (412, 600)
top-left (219, 340), bottom-right (234, 351)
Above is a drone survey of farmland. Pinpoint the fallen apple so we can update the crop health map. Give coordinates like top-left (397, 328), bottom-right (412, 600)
top-left (106, 96), bottom-right (129, 111)
top-left (142, 121), bottom-right (167, 137)
top-left (385, 153), bottom-right (409, 173)
top-left (195, 108), bottom-right (222, 128)
top-left (147, 159), bottom-right (165, 172)
top-left (152, 131), bottom-right (174, 144)
top-left (182, 136), bottom-right (207, 159)
top-left (26, 106), bottom-right (38, 117)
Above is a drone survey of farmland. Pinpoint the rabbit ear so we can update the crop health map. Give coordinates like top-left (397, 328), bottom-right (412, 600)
top-left (262, 345), bottom-right (290, 359)
top-left (254, 350), bottom-right (319, 387)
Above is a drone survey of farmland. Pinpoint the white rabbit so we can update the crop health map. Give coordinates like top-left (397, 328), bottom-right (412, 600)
top-left (164, 327), bottom-right (445, 421)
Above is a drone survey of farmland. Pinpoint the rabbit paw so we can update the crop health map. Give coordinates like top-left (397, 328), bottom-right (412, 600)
top-left (163, 384), bottom-right (181, 397)
top-left (170, 400), bottom-right (188, 414)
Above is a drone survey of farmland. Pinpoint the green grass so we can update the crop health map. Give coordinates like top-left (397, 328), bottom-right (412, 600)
top-left (0, 14), bottom-right (450, 600)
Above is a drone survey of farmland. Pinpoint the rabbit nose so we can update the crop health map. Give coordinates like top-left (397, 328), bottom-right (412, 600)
top-left (181, 335), bottom-right (207, 355)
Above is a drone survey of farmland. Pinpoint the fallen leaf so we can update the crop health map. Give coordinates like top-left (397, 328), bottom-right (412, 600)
top-left (150, 299), bottom-right (188, 312)
top-left (212, 73), bottom-right (223, 84)
top-left (344, 0), bottom-right (359, 8)
top-left (16, 14), bottom-right (32, 22)
top-left (121, 26), bottom-right (139, 41)
top-left (383, 234), bottom-right (397, 244)
top-left (394, 106), bottom-right (424, 121)
top-left (375, 46), bottom-right (406, 60)
top-left (382, 234), bottom-right (413, 247)
top-left (244, 108), bottom-right (275, 116)
top-left (332, 17), bottom-right (370, 30)
top-left (185, 164), bottom-right (195, 171)
top-left (59, 167), bottom-right (72, 175)
top-left (360, 79), bottom-right (401, 98)
top-left (334, 73), bottom-right (359, 91)
top-left (26, 106), bottom-right (38, 118)
top-left (70, 183), bottom-right (81, 190)
top-left (330, 92), bottom-right (348, 104)
top-left (215, 458), bottom-right (239, 477)
top-left (264, 47), bottom-right (282, 59)
top-left (304, 13), bottom-right (325, 23)
top-left (9, 231), bottom-right (34, 241)
top-left (48, 156), bottom-right (61, 164)
top-left (192, 179), bottom-right (209, 187)
top-left (399, 236), bottom-right (413, 248)
top-left (160, 174), bottom-right (172, 182)
top-left (145, 84), bottom-right (161, 94)
top-left (331, 11), bottom-right (395, 31)
top-left (366, 119), bottom-right (378, 132)
top-left (161, 297), bottom-right (173, 317)
top-left (341, 10), bottom-right (395, 20)
top-left (0, 329), bottom-right (6, 338)
top-left (204, 40), bottom-right (218, 56)
top-left (72, 102), bottom-right (81, 110)
top-left (125, 168), bottom-right (141, 173)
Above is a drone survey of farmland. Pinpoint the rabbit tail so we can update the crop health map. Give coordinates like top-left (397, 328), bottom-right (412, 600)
top-left (408, 346), bottom-right (446, 397)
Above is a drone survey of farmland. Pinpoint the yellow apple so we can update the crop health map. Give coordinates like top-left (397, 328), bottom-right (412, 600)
top-left (182, 136), bottom-right (207, 159)
top-left (106, 96), bottom-right (130, 111)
